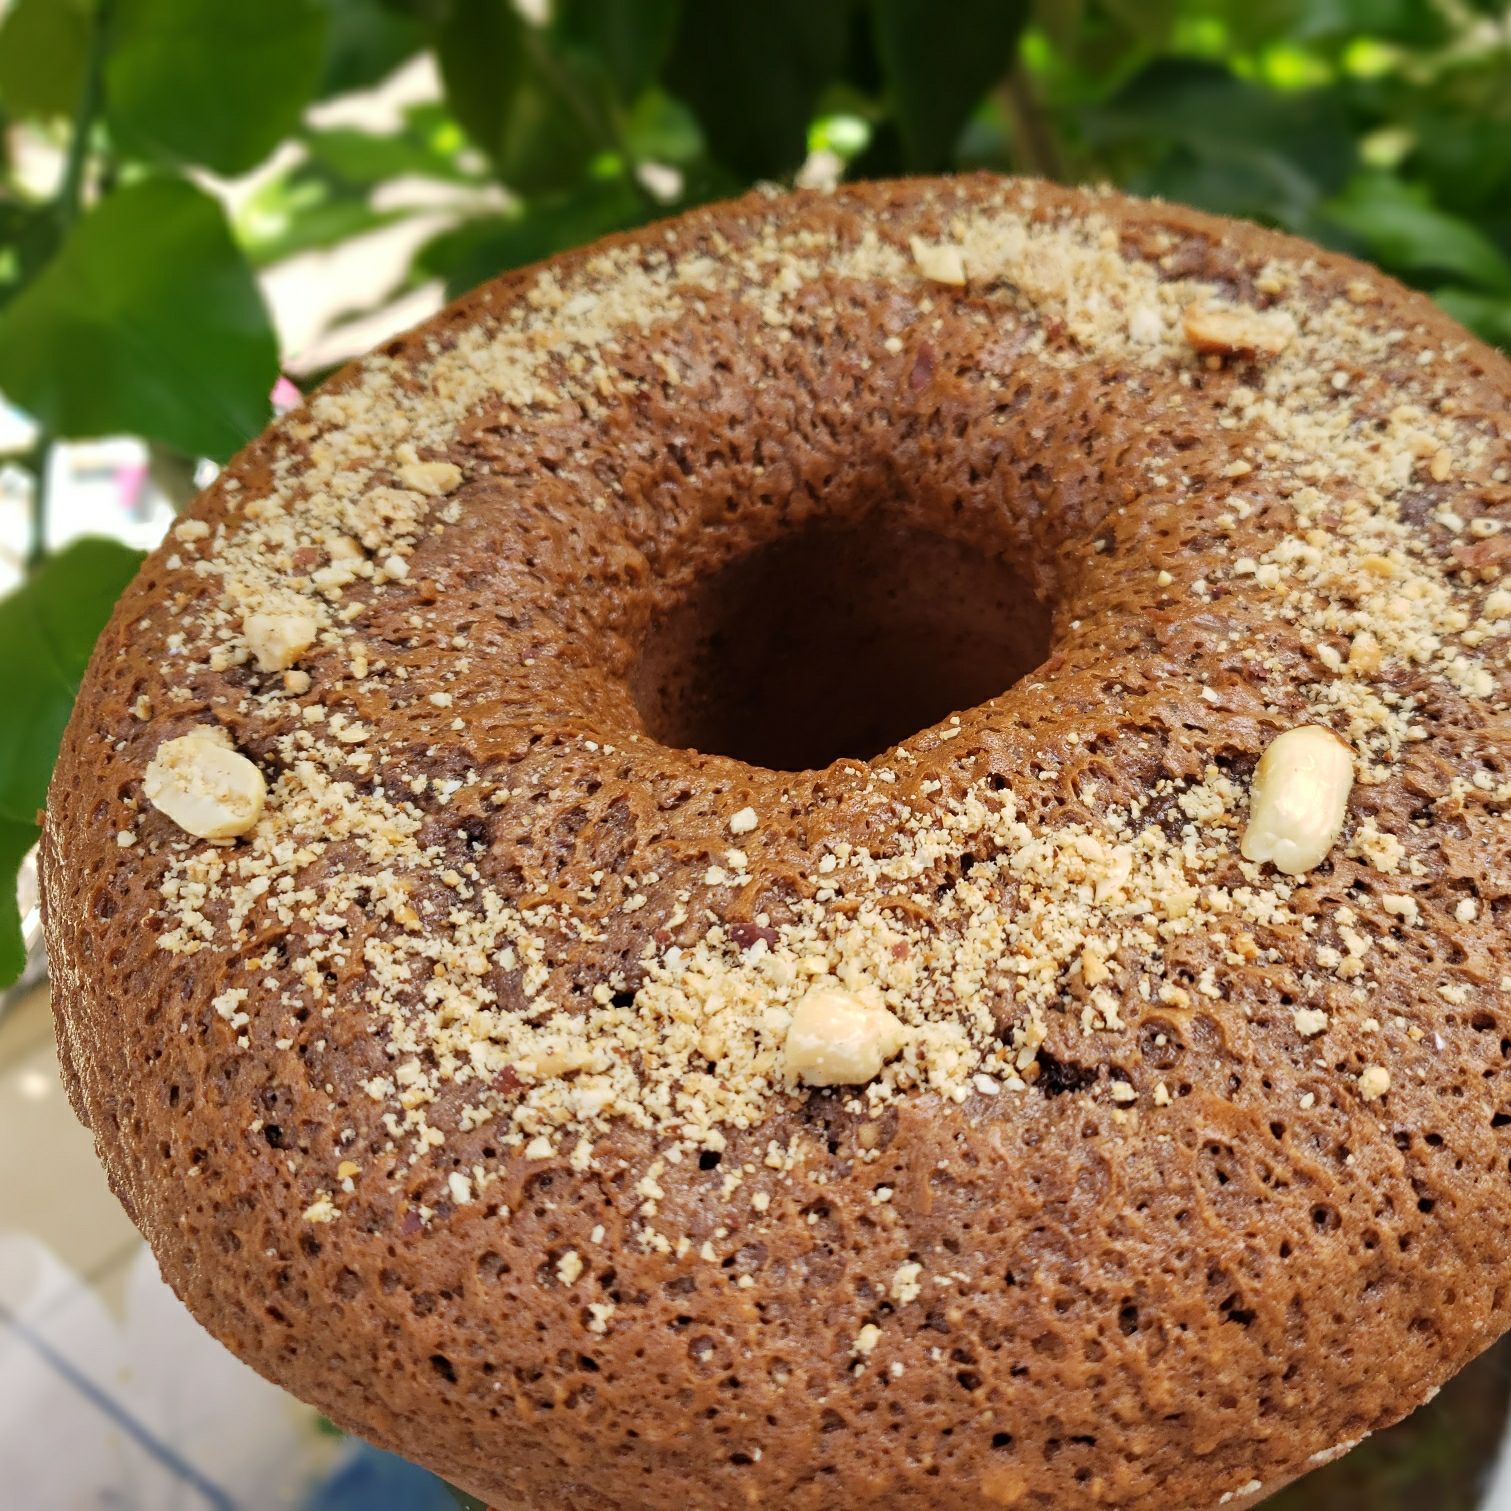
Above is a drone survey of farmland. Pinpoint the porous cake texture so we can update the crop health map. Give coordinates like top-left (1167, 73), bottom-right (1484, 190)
top-left (44, 177), bottom-right (1511, 1508)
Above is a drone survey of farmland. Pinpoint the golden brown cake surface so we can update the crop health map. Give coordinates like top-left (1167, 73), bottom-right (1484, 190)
top-left (42, 176), bottom-right (1511, 1508)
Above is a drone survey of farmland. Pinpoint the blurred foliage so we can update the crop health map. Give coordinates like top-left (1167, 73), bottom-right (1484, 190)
top-left (1270, 1328), bottom-right (1511, 1509)
top-left (0, 0), bottom-right (1506, 1007)
top-left (0, 536), bottom-right (142, 981)
top-left (0, 177), bottom-right (279, 456)
top-left (0, 535), bottom-right (141, 826)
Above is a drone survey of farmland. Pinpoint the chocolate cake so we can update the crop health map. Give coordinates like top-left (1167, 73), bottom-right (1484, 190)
top-left (43, 177), bottom-right (1511, 1507)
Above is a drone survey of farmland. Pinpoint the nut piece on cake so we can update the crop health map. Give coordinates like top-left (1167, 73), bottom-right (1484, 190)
top-left (909, 235), bottom-right (967, 286)
top-left (398, 459), bottom-right (463, 496)
top-left (784, 987), bottom-right (908, 1086)
top-left (244, 607), bottom-right (319, 672)
top-left (1241, 725), bottom-right (1355, 877)
top-left (1182, 300), bottom-right (1292, 358)
top-left (143, 727), bottom-right (266, 840)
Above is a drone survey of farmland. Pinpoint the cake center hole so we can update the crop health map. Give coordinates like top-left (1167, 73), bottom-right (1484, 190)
top-left (631, 522), bottom-right (1054, 772)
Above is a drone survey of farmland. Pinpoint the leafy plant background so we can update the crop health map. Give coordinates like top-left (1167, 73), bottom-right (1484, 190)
top-left (2, 0), bottom-right (1511, 1496)
top-left (3, 0), bottom-right (1509, 967)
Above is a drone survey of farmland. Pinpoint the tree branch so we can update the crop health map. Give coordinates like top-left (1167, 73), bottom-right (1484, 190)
top-left (22, 436), bottom-right (50, 569)
top-left (518, 24), bottom-right (656, 211)
top-left (997, 59), bottom-right (1063, 183)
top-left (27, 0), bottom-right (114, 571)
top-left (56, 0), bottom-right (112, 230)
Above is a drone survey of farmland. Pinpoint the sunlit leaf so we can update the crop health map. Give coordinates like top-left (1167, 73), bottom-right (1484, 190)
top-left (622, 88), bottom-right (704, 166)
top-left (106, 0), bottom-right (329, 175)
top-left (0, 0), bottom-right (90, 121)
top-left (245, 188), bottom-right (406, 269)
top-left (305, 121), bottom-right (483, 187)
top-left (0, 178), bottom-right (279, 460)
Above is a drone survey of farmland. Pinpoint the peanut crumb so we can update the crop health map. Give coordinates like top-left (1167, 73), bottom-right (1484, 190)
top-left (909, 236), bottom-right (967, 286)
top-left (1182, 301), bottom-right (1292, 358)
top-left (1293, 1007), bottom-right (1329, 1038)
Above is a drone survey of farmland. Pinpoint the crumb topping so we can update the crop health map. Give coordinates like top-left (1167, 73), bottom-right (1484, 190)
top-left (120, 184), bottom-right (1508, 1214)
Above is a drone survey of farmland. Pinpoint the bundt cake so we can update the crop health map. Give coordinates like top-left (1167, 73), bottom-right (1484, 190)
top-left (43, 176), bottom-right (1511, 1508)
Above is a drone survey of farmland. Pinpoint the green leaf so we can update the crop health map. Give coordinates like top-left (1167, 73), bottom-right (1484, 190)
top-left (0, 196), bottom-right (65, 307)
top-left (106, 0), bottom-right (329, 175)
top-left (319, 0), bottom-right (428, 97)
top-left (870, 0), bottom-right (1030, 170)
top-left (0, 816), bottom-right (36, 988)
top-left (1088, 61), bottom-right (1354, 183)
top-left (0, 537), bottom-right (140, 987)
top-left (0, 0), bottom-right (90, 120)
top-left (1434, 288), bottom-right (1511, 353)
top-left (236, 156), bottom-right (407, 268)
top-left (1401, 112), bottom-right (1511, 225)
top-left (433, 0), bottom-right (604, 195)
top-left (1084, 61), bottom-right (1356, 232)
top-left (1271, 0), bottom-right (1450, 44)
top-left (0, 537), bottom-right (143, 830)
top-left (0, 178), bottom-right (280, 461)
top-left (622, 88), bottom-right (704, 167)
top-left (242, 102), bottom-right (486, 267)
top-left (1024, 0), bottom-right (1173, 93)
top-left (1324, 174), bottom-right (1511, 294)
top-left (305, 114), bottom-right (482, 188)
top-left (554, 0), bottom-right (681, 104)
top-left (1099, 0), bottom-right (1175, 44)
top-left (665, 1), bottom-right (852, 178)
top-left (414, 177), bottom-right (647, 298)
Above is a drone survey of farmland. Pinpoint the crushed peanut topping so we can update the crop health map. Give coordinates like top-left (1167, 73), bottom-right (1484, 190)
top-left (1293, 1008), bottom-right (1330, 1038)
top-left (1182, 300), bottom-right (1293, 358)
top-left (243, 607), bottom-right (319, 673)
top-left (728, 806), bottom-right (759, 836)
top-left (122, 184), bottom-right (1506, 1212)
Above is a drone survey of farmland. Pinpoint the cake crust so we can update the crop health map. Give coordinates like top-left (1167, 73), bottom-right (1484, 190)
top-left (43, 176), bottom-right (1511, 1508)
